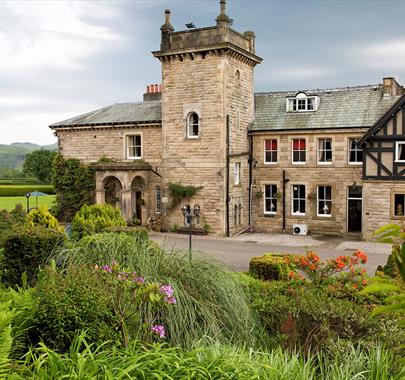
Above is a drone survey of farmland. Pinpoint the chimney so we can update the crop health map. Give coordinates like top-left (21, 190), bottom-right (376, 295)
top-left (143, 84), bottom-right (162, 102)
top-left (160, 9), bottom-right (174, 51)
top-left (383, 77), bottom-right (404, 97)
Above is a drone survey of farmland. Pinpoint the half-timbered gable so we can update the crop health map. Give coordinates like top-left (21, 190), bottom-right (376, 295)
top-left (359, 94), bottom-right (405, 180)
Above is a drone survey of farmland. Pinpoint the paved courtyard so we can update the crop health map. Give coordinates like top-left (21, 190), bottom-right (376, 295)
top-left (150, 232), bottom-right (392, 274)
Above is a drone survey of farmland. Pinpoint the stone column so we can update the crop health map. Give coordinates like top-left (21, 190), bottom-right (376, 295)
top-left (95, 189), bottom-right (105, 205)
top-left (121, 189), bottom-right (132, 222)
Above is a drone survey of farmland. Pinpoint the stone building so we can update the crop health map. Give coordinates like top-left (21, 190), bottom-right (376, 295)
top-left (50, 0), bottom-right (405, 239)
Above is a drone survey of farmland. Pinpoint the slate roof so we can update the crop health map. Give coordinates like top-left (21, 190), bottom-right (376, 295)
top-left (252, 85), bottom-right (401, 132)
top-left (50, 101), bottom-right (161, 128)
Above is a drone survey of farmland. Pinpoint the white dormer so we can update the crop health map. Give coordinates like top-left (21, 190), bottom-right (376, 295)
top-left (286, 92), bottom-right (320, 112)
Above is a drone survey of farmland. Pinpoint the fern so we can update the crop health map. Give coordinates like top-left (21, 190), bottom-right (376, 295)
top-left (0, 302), bottom-right (16, 378)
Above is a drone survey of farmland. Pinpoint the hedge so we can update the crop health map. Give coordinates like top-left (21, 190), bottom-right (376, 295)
top-left (249, 253), bottom-right (297, 281)
top-left (2, 225), bottom-right (66, 286)
top-left (103, 226), bottom-right (149, 243)
top-left (0, 185), bottom-right (55, 197)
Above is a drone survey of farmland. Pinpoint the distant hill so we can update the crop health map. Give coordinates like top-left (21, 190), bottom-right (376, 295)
top-left (0, 142), bottom-right (57, 169)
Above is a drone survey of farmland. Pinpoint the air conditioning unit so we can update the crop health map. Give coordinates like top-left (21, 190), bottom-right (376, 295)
top-left (293, 224), bottom-right (308, 236)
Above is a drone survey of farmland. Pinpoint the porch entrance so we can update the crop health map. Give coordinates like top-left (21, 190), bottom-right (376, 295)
top-left (131, 176), bottom-right (146, 225)
top-left (347, 186), bottom-right (362, 232)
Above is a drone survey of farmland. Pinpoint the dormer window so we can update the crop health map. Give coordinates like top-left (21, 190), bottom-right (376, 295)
top-left (187, 112), bottom-right (200, 138)
top-left (286, 93), bottom-right (319, 112)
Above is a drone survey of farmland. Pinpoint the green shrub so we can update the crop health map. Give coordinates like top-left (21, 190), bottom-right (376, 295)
top-left (2, 226), bottom-right (65, 287)
top-left (246, 279), bottom-right (405, 356)
top-left (376, 253), bottom-right (400, 278)
top-left (52, 233), bottom-right (259, 349)
top-left (0, 185), bottom-right (54, 197)
top-left (52, 154), bottom-right (95, 221)
top-left (249, 254), bottom-right (296, 281)
top-left (103, 226), bottom-right (149, 243)
top-left (71, 204), bottom-right (126, 240)
top-left (26, 205), bottom-right (64, 233)
top-left (33, 265), bottom-right (120, 352)
top-left (0, 204), bottom-right (26, 246)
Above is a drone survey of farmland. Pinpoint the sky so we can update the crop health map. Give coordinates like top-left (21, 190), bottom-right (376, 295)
top-left (1, 0), bottom-right (405, 145)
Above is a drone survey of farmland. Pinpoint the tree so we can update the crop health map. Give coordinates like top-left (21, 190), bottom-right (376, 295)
top-left (23, 149), bottom-right (57, 183)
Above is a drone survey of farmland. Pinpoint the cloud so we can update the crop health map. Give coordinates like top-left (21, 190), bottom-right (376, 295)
top-left (357, 39), bottom-right (405, 72)
top-left (0, 1), bottom-right (124, 71)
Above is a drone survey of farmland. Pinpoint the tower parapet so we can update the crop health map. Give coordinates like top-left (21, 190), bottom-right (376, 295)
top-left (153, 0), bottom-right (261, 66)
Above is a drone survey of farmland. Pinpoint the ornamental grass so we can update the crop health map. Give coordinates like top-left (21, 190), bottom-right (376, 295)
top-left (51, 232), bottom-right (259, 349)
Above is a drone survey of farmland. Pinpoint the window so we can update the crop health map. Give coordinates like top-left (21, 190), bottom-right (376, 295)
top-left (348, 138), bottom-right (363, 164)
top-left (234, 162), bottom-right (241, 185)
top-left (156, 186), bottom-right (161, 213)
top-left (395, 142), bottom-right (405, 162)
top-left (292, 185), bottom-right (305, 215)
top-left (317, 186), bottom-right (332, 217)
top-left (292, 139), bottom-right (306, 163)
top-left (287, 93), bottom-right (318, 112)
top-left (264, 139), bottom-right (277, 164)
top-left (264, 184), bottom-right (277, 214)
top-left (127, 135), bottom-right (142, 159)
top-left (238, 204), bottom-right (242, 224)
top-left (234, 204), bottom-right (238, 225)
top-left (318, 138), bottom-right (332, 164)
top-left (394, 194), bottom-right (405, 216)
top-left (187, 112), bottom-right (199, 138)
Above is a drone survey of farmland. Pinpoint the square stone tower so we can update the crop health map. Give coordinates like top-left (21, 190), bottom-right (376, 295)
top-left (153, 0), bottom-right (262, 235)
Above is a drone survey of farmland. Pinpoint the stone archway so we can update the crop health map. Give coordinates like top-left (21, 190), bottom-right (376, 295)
top-left (103, 176), bottom-right (122, 209)
top-left (131, 176), bottom-right (146, 225)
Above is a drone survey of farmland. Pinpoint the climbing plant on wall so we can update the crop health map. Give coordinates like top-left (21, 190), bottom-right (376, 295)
top-left (52, 154), bottom-right (96, 221)
top-left (168, 182), bottom-right (202, 210)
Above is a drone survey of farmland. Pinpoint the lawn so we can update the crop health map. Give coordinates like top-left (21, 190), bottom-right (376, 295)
top-left (0, 195), bottom-right (56, 211)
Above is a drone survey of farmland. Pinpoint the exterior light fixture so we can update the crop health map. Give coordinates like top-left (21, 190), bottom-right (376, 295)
top-left (181, 204), bottom-right (201, 261)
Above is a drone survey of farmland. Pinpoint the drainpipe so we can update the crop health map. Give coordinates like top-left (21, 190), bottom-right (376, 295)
top-left (225, 114), bottom-right (230, 237)
top-left (248, 129), bottom-right (253, 226)
top-left (282, 170), bottom-right (289, 233)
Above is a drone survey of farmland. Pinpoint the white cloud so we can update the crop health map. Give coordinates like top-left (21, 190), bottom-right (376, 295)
top-left (356, 39), bottom-right (405, 71)
top-left (0, 1), bottom-right (124, 71)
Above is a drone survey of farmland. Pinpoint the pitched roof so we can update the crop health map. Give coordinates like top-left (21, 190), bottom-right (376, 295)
top-left (49, 101), bottom-right (161, 128)
top-left (252, 85), bottom-right (401, 132)
top-left (358, 94), bottom-right (405, 147)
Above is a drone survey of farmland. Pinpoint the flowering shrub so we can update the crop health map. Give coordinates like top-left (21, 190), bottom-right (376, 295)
top-left (285, 250), bottom-right (368, 290)
top-left (96, 261), bottom-right (176, 346)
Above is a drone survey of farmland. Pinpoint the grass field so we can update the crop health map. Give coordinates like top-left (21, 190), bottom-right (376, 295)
top-left (0, 195), bottom-right (56, 211)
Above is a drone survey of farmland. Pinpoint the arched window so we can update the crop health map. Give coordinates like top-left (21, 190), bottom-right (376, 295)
top-left (238, 204), bottom-right (242, 225)
top-left (187, 112), bottom-right (199, 138)
top-left (233, 204), bottom-right (238, 226)
top-left (156, 186), bottom-right (161, 213)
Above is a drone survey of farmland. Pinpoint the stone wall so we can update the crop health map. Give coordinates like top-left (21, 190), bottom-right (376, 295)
top-left (363, 181), bottom-right (405, 239)
top-left (252, 128), bottom-right (368, 236)
top-left (56, 125), bottom-right (162, 166)
top-left (160, 51), bottom-right (255, 235)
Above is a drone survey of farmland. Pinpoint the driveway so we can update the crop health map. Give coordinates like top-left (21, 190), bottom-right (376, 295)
top-left (150, 232), bottom-right (392, 275)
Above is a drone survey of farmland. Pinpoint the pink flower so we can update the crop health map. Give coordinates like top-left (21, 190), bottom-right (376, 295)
top-left (151, 324), bottom-right (166, 338)
top-left (102, 265), bottom-right (112, 273)
top-left (165, 295), bottom-right (177, 304)
top-left (160, 285), bottom-right (174, 297)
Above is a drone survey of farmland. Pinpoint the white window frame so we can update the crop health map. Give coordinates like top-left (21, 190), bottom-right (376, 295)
top-left (286, 94), bottom-right (318, 112)
top-left (155, 186), bottom-right (161, 214)
top-left (348, 138), bottom-right (363, 165)
top-left (264, 139), bottom-right (278, 164)
top-left (317, 185), bottom-right (332, 217)
top-left (126, 134), bottom-right (142, 159)
top-left (234, 162), bottom-right (241, 185)
top-left (187, 112), bottom-right (200, 139)
top-left (317, 138), bottom-right (333, 165)
top-left (264, 184), bottom-right (277, 215)
top-left (292, 138), bottom-right (306, 164)
top-left (292, 184), bottom-right (306, 216)
top-left (395, 141), bottom-right (405, 162)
